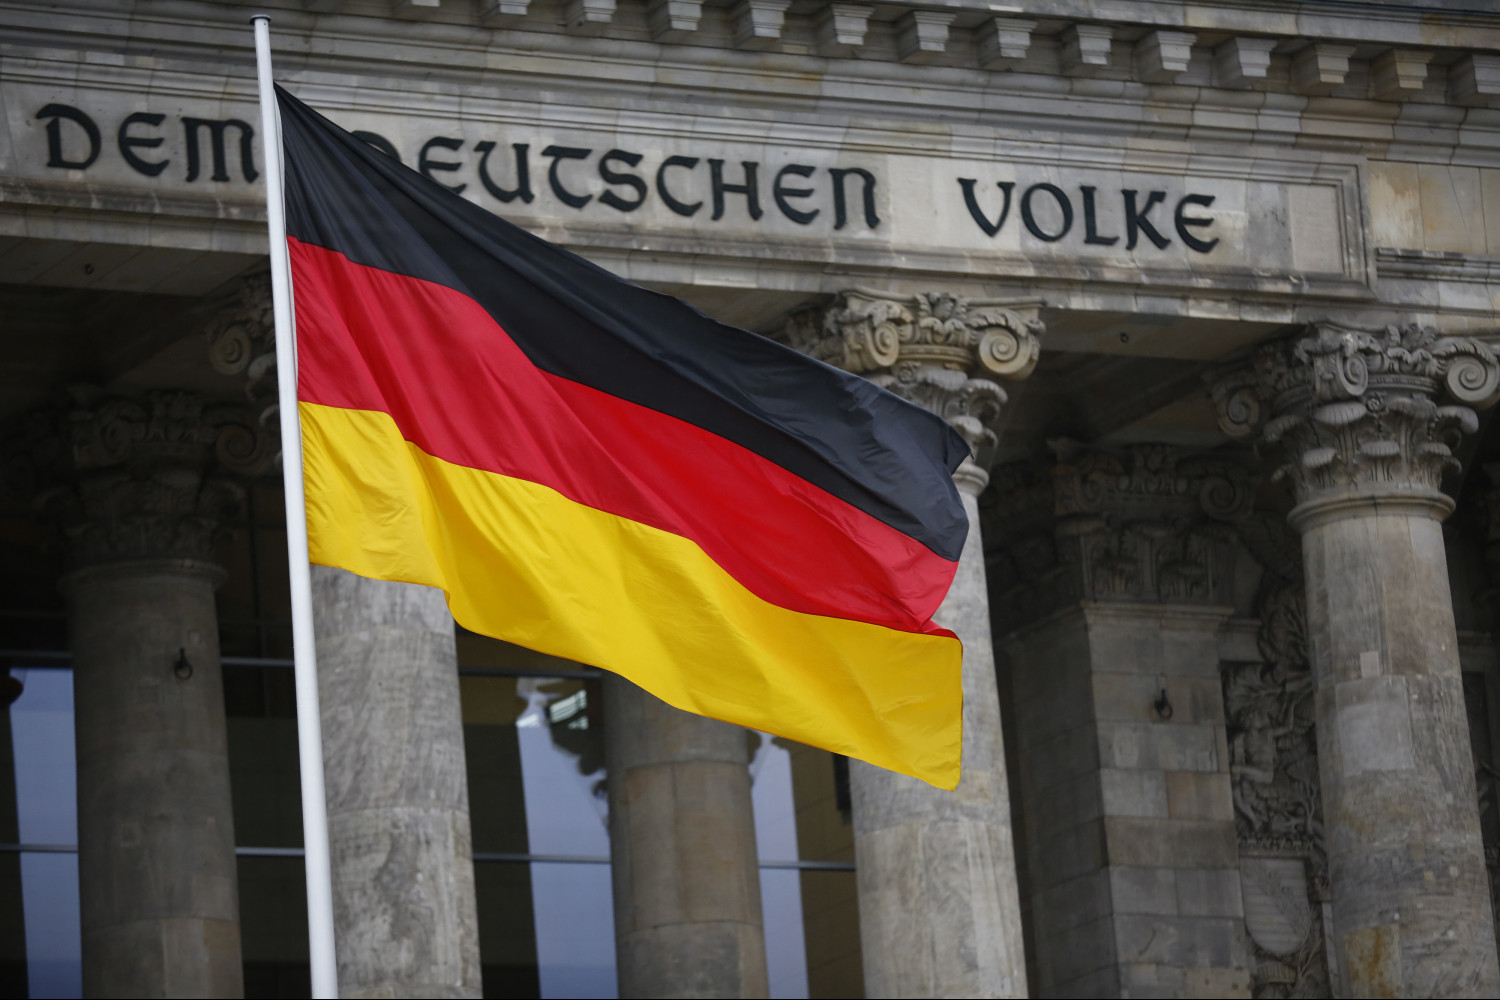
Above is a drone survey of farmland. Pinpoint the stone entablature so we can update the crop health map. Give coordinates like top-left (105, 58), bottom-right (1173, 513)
top-left (7, 77), bottom-right (1371, 294)
top-left (11, 2), bottom-right (1500, 328)
top-left (5, 0), bottom-right (1500, 337)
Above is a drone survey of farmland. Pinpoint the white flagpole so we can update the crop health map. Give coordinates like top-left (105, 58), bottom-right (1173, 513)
top-left (251, 15), bottom-right (340, 998)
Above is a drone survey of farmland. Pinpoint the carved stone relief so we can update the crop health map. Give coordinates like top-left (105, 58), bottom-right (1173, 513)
top-left (984, 443), bottom-right (1252, 633)
top-left (1224, 510), bottom-right (1332, 998)
top-left (1241, 856), bottom-right (1333, 1000)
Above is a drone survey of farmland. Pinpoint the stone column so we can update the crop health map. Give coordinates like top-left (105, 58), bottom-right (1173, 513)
top-left (604, 676), bottom-right (767, 999)
top-left (311, 567), bottom-right (482, 999)
top-left (16, 390), bottom-right (267, 997)
top-left (989, 445), bottom-right (1254, 998)
top-left (1213, 321), bottom-right (1500, 997)
top-left (203, 267), bottom-right (484, 995)
top-left (783, 291), bottom-right (1041, 998)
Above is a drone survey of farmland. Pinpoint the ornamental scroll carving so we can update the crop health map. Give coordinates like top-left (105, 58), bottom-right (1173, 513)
top-left (779, 290), bottom-right (1042, 465)
top-left (1210, 321), bottom-right (1500, 502)
top-left (203, 269), bottom-right (281, 447)
top-left (984, 443), bottom-right (1253, 634)
top-left (3, 390), bottom-right (268, 568)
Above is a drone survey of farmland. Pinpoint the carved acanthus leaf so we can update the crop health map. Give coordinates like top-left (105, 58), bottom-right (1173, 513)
top-left (779, 289), bottom-right (1043, 470)
top-left (871, 363), bottom-right (1006, 460)
top-left (1210, 321), bottom-right (1500, 501)
top-left (985, 444), bottom-right (1254, 631)
top-left (4, 390), bottom-right (269, 568)
top-left (793, 289), bottom-right (1042, 378)
top-left (203, 270), bottom-right (281, 462)
top-left (204, 270), bottom-right (273, 378)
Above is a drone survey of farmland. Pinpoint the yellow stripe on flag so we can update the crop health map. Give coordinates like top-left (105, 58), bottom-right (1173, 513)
top-left (300, 401), bottom-right (963, 787)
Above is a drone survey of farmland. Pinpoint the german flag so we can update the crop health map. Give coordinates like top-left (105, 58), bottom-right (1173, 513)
top-left (278, 87), bottom-right (969, 788)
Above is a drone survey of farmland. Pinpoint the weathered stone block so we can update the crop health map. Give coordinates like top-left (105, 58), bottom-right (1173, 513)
top-left (1052, 961), bottom-right (1119, 997)
top-left (1213, 36), bottom-right (1275, 88)
top-left (1032, 819), bottom-right (1108, 886)
top-left (1119, 961), bottom-right (1185, 996)
top-left (1100, 767), bottom-right (1168, 819)
top-left (1165, 770), bottom-right (1235, 821)
top-left (894, 10), bottom-right (953, 65)
top-left (1108, 865), bottom-right (1178, 916)
top-left (1060, 24), bottom-right (1113, 75)
top-left (1134, 30), bottom-right (1196, 83)
top-left (1093, 672), bottom-right (1226, 725)
top-left (1017, 666), bottom-right (1094, 738)
top-left (1182, 963), bottom-right (1253, 997)
top-left (1114, 913), bottom-right (1247, 969)
top-left (1103, 816), bottom-right (1239, 869)
top-left (813, 2), bottom-right (870, 57)
top-left (1174, 867), bottom-right (1245, 918)
top-left (1098, 720), bottom-right (1219, 772)
top-left (1450, 54), bottom-right (1500, 107)
top-left (1031, 769), bottom-right (1104, 838)
top-left (1371, 49), bottom-right (1431, 102)
top-left (1034, 869), bottom-right (1112, 934)
top-left (1020, 721), bottom-right (1101, 785)
top-left (1037, 913), bottom-right (1117, 988)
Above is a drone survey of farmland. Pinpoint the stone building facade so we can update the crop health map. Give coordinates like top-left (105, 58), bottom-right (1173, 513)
top-left (4, 1), bottom-right (1500, 998)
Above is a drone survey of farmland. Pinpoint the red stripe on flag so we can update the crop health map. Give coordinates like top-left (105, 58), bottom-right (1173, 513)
top-left (291, 238), bottom-right (956, 633)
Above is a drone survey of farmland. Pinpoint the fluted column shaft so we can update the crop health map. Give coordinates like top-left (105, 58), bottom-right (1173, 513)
top-left (604, 677), bottom-right (768, 999)
top-left (311, 568), bottom-right (482, 999)
top-left (1215, 322), bottom-right (1500, 997)
top-left (851, 459), bottom-right (1026, 999)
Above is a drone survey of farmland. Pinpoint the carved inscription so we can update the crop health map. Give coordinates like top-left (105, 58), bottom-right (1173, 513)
top-left (32, 102), bottom-right (879, 230)
top-left (37, 103), bottom-right (258, 183)
top-left (958, 177), bottom-right (1219, 252)
top-left (32, 101), bottom-right (1228, 253)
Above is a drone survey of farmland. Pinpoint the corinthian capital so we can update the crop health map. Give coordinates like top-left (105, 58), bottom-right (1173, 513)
top-left (1210, 321), bottom-right (1500, 505)
top-left (4, 390), bottom-right (268, 569)
top-left (780, 289), bottom-right (1043, 471)
top-left (783, 288), bottom-right (1042, 379)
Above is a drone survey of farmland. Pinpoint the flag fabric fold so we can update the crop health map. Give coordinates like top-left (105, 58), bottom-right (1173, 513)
top-left (277, 86), bottom-right (970, 787)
